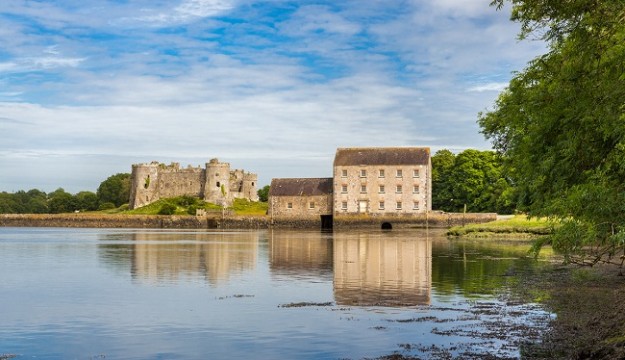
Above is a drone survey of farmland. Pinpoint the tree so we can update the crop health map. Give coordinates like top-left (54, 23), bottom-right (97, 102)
top-left (75, 191), bottom-right (99, 211)
top-left (432, 150), bottom-right (456, 212)
top-left (480, 0), bottom-right (625, 265)
top-left (48, 188), bottom-right (78, 214)
top-left (97, 173), bottom-right (131, 208)
top-left (431, 149), bottom-right (515, 213)
top-left (257, 185), bottom-right (270, 202)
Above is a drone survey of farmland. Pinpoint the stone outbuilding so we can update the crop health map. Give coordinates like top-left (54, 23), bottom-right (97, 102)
top-left (268, 178), bottom-right (333, 225)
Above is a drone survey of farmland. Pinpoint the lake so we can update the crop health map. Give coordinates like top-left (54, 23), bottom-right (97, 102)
top-left (0, 228), bottom-right (553, 359)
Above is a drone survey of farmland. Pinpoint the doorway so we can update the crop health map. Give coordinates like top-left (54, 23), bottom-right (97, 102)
top-left (320, 215), bottom-right (333, 230)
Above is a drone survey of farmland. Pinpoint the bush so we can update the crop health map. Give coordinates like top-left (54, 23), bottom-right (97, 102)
top-left (98, 202), bottom-right (116, 210)
top-left (158, 202), bottom-right (177, 215)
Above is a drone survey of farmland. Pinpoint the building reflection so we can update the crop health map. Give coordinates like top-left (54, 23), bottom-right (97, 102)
top-left (128, 231), bottom-right (259, 286)
top-left (333, 232), bottom-right (432, 306)
top-left (268, 230), bottom-right (333, 279)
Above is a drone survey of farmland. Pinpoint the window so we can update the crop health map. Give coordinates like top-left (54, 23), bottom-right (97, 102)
top-left (396, 185), bottom-right (402, 194)
top-left (379, 185), bottom-right (385, 194)
top-left (379, 201), bottom-right (385, 210)
top-left (360, 185), bottom-right (367, 193)
top-left (413, 202), bottom-right (420, 210)
top-left (379, 169), bottom-right (385, 178)
top-left (396, 169), bottom-right (403, 178)
top-left (396, 201), bottom-right (402, 210)
top-left (413, 169), bottom-right (420, 178)
top-left (309, 202), bottom-right (315, 209)
top-left (341, 201), bottom-right (347, 210)
top-left (216, 181), bottom-right (220, 188)
top-left (341, 185), bottom-right (348, 193)
top-left (413, 185), bottom-right (419, 194)
top-left (360, 169), bottom-right (367, 177)
top-left (341, 169), bottom-right (347, 177)
top-left (287, 202), bottom-right (293, 209)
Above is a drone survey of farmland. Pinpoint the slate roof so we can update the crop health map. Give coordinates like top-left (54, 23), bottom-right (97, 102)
top-left (269, 178), bottom-right (334, 196)
top-left (333, 147), bottom-right (430, 166)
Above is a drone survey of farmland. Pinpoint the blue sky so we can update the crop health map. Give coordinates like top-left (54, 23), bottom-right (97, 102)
top-left (0, 0), bottom-right (545, 193)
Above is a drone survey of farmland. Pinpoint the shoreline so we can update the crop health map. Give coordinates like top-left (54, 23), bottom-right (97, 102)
top-left (0, 212), bottom-right (496, 229)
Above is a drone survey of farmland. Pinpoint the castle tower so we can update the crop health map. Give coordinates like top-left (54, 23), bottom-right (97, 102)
top-left (129, 162), bottom-right (160, 209)
top-left (242, 172), bottom-right (259, 201)
top-left (204, 158), bottom-right (232, 206)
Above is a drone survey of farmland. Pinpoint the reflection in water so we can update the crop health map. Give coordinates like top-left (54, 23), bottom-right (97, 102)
top-left (268, 230), bottom-right (333, 279)
top-left (103, 231), bottom-right (259, 286)
top-left (333, 231), bottom-right (432, 306)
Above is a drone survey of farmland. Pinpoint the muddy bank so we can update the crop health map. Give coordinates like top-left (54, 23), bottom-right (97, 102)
top-left (518, 265), bottom-right (625, 359)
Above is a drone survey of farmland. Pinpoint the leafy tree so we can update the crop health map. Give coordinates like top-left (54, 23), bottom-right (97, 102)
top-left (97, 173), bottom-right (131, 208)
top-left (75, 191), bottom-right (99, 211)
top-left (431, 149), bottom-right (515, 213)
top-left (257, 185), bottom-right (270, 202)
top-left (480, 0), bottom-right (625, 265)
top-left (432, 150), bottom-right (456, 211)
top-left (48, 188), bottom-right (78, 214)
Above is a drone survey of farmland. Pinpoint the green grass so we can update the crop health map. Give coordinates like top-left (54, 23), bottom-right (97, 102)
top-left (97, 196), bottom-right (268, 216)
top-left (231, 198), bottom-right (268, 215)
top-left (447, 215), bottom-right (552, 237)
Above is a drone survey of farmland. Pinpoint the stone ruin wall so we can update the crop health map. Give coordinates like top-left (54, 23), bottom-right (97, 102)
top-left (129, 160), bottom-right (258, 210)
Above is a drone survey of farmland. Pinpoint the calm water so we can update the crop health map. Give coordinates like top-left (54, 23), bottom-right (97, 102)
top-left (0, 228), bottom-right (552, 359)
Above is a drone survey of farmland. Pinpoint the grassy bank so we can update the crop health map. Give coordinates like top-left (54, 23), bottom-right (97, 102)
top-left (447, 215), bottom-right (552, 238)
top-left (100, 196), bottom-right (268, 217)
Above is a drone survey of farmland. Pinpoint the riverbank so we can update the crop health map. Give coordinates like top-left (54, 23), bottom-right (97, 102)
top-left (447, 215), bottom-right (551, 238)
top-left (518, 264), bottom-right (625, 359)
top-left (0, 212), bottom-right (497, 229)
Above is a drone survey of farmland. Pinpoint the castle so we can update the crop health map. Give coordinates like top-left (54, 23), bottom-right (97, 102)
top-left (129, 158), bottom-right (258, 210)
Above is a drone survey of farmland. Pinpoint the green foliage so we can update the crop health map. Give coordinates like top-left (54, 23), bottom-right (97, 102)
top-left (98, 202), bottom-right (116, 211)
top-left (75, 191), bottom-right (99, 211)
top-left (432, 149), bottom-right (515, 213)
top-left (448, 215), bottom-right (552, 237)
top-left (125, 196), bottom-right (222, 215)
top-left (97, 173), bottom-right (130, 208)
top-left (48, 188), bottom-right (78, 214)
top-left (257, 185), bottom-right (270, 202)
top-left (0, 189), bottom-right (49, 214)
top-left (480, 0), bottom-right (625, 264)
top-left (158, 202), bottom-right (177, 215)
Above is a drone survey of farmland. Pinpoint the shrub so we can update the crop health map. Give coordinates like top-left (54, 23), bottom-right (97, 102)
top-left (158, 202), bottom-right (177, 215)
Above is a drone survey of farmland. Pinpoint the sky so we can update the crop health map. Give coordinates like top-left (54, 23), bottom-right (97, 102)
top-left (0, 0), bottom-right (546, 193)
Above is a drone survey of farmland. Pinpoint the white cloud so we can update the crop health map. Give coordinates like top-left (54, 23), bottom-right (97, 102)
top-left (467, 82), bottom-right (508, 92)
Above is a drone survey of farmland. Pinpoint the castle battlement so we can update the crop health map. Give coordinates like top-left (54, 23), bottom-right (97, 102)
top-left (128, 158), bottom-right (258, 210)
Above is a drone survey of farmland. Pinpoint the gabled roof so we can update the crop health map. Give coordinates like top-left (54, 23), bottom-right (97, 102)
top-left (333, 147), bottom-right (430, 166)
top-left (269, 178), bottom-right (333, 196)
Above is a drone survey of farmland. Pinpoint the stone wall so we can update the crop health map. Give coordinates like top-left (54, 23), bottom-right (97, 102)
top-left (333, 163), bottom-right (431, 215)
top-left (0, 212), bottom-right (496, 230)
top-left (269, 194), bottom-right (332, 219)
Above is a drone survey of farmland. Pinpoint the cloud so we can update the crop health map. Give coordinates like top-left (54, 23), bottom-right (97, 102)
top-left (467, 82), bottom-right (508, 92)
top-left (126, 0), bottom-right (237, 26)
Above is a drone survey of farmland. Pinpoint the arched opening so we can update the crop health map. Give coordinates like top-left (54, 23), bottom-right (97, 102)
top-left (381, 222), bottom-right (392, 230)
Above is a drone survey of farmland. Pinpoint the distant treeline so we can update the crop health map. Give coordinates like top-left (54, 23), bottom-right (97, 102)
top-left (0, 173), bottom-right (130, 214)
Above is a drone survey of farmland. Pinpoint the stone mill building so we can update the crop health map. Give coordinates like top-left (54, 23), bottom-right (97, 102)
top-left (268, 147), bottom-right (432, 226)
top-left (129, 158), bottom-right (258, 209)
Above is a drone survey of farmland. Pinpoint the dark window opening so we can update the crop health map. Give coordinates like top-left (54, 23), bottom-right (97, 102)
top-left (216, 181), bottom-right (220, 188)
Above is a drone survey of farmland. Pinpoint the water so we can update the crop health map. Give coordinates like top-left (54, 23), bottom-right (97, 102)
top-left (0, 228), bottom-right (552, 359)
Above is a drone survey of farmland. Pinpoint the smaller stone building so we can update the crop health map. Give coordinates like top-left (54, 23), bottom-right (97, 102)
top-left (268, 178), bottom-right (333, 223)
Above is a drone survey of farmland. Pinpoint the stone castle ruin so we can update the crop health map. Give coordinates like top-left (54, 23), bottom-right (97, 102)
top-left (129, 158), bottom-right (258, 210)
